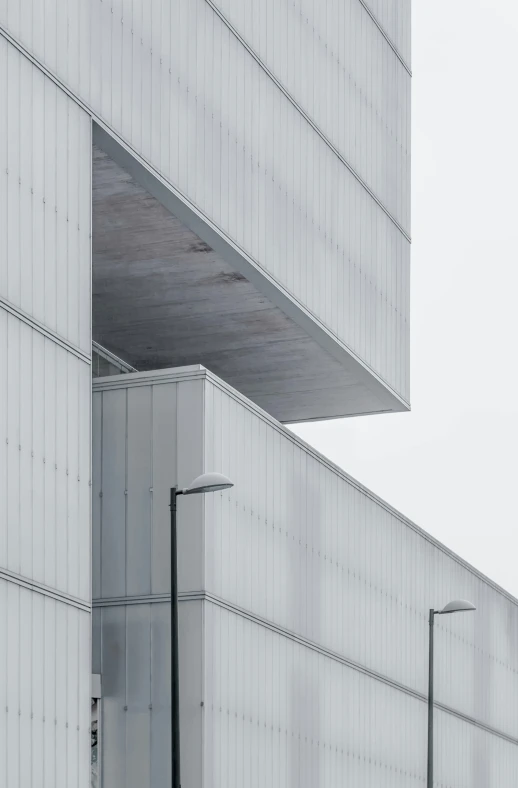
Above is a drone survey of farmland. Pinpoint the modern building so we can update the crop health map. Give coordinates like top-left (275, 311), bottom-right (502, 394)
top-left (1, 1), bottom-right (517, 787)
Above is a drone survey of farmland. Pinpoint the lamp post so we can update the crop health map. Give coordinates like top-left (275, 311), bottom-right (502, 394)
top-left (427, 599), bottom-right (476, 788)
top-left (170, 472), bottom-right (234, 788)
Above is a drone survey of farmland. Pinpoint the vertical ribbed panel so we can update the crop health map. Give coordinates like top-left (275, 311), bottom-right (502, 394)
top-left (92, 372), bottom-right (209, 785)
top-left (361, 0), bottom-right (411, 66)
top-left (204, 601), bottom-right (426, 787)
top-left (0, 37), bottom-right (91, 353)
top-left (203, 374), bottom-right (518, 740)
top-left (0, 584), bottom-right (91, 788)
top-left (210, 0), bottom-right (411, 231)
top-left (0, 34), bottom-right (91, 788)
top-left (92, 374), bottom-right (205, 601)
top-left (98, 603), bottom-right (173, 788)
top-left (204, 601), bottom-right (518, 788)
top-left (0, 311), bottom-right (91, 599)
top-left (434, 711), bottom-right (518, 788)
top-left (1, 0), bottom-right (410, 403)
top-left (93, 592), bottom-right (203, 787)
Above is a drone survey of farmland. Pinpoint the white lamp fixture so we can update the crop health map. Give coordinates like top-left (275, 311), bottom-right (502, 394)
top-left (439, 599), bottom-right (476, 615)
top-left (180, 472), bottom-right (234, 495)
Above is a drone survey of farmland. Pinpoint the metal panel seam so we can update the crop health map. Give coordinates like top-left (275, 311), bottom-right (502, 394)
top-left (0, 297), bottom-right (91, 364)
top-left (97, 590), bottom-right (518, 746)
top-left (199, 593), bottom-right (518, 747)
top-left (0, 25), bottom-right (410, 246)
top-left (206, 0), bottom-right (411, 76)
top-left (0, 568), bottom-right (91, 611)
top-left (203, 368), bottom-right (518, 608)
top-left (201, 0), bottom-right (411, 240)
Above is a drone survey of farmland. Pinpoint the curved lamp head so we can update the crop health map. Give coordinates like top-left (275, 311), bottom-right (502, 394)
top-left (182, 472), bottom-right (234, 496)
top-left (439, 599), bottom-right (476, 615)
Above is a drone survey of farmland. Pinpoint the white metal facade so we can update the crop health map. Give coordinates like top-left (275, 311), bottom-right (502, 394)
top-left (0, 36), bottom-right (92, 788)
top-left (0, 0), bottom-right (410, 406)
top-left (92, 368), bottom-right (518, 787)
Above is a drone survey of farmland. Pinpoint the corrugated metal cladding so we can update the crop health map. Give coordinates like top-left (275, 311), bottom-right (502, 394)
top-left (210, 0), bottom-right (411, 229)
top-left (91, 603), bottom-right (173, 788)
top-left (1, 0), bottom-right (410, 405)
top-left (0, 311), bottom-right (91, 599)
top-left (204, 604), bottom-right (516, 788)
top-left (0, 36), bottom-right (91, 355)
top-left (92, 368), bottom-right (518, 787)
top-left (362, 0), bottom-right (411, 66)
top-left (0, 580), bottom-right (91, 788)
top-left (0, 35), bottom-right (92, 788)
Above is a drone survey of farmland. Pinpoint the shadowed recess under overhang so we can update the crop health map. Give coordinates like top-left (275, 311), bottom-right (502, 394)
top-left (92, 124), bottom-right (409, 423)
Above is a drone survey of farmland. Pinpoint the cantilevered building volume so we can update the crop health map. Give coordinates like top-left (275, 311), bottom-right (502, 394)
top-left (0, 1), bottom-right (517, 787)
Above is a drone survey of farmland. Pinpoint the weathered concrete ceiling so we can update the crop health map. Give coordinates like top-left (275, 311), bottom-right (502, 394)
top-left (92, 131), bottom-right (402, 423)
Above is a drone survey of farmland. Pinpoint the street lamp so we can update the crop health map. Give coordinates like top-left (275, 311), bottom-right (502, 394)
top-left (427, 599), bottom-right (476, 788)
top-left (169, 472), bottom-right (234, 788)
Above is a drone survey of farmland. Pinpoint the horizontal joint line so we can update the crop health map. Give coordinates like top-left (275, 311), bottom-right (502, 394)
top-left (203, 0), bottom-right (411, 240)
top-left (1, 19), bottom-right (410, 243)
top-left (0, 568), bottom-right (91, 612)
top-left (92, 590), bottom-right (518, 746)
top-left (200, 592), bottom-right (518, 746)
top-left (93, 593), bottom-right (170, 607)
top-left (0, 296), bottom-right (91, 364)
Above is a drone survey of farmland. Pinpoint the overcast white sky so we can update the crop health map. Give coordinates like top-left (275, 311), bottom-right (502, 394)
top-left (293, 0), bottom-right (518, 597)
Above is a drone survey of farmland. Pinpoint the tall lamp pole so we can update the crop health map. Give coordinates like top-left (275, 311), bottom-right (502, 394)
top-left (170, 472), bottom-right (234, 788)
top-left (427, 599), bottom-right (476, 788)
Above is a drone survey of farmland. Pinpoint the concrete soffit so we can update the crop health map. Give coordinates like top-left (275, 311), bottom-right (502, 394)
top-left (92, 122), bottom-right (410, 417)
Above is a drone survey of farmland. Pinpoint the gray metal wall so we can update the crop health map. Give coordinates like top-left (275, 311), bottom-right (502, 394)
top-left (362, 0), bottom-right (411, 66)
top-left (92, 368), bottom-right (208, 785)
top-left (210, 0), bottom-right (411, 229)
top-left (0, 36), bottom-right (92, 788)
top-left (92, 367), bottom-right (518, 787)
top-left (203, 376), bottom-right (518, 740)
top-left (1, 0), bottom-right (411, 406)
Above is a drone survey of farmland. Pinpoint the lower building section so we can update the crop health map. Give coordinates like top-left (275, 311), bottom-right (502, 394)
top-left (92, 366), bottom-right (518, 787)
top-left (0, 578), bottom-right (91, 788)
top-left (92, 593), bottom-right (518, 788)
top-left (202, 600), bottom-right (516, 788)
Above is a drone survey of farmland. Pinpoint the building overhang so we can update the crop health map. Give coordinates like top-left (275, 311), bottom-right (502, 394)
top-left (92, 123), bottom-right (409, 423)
